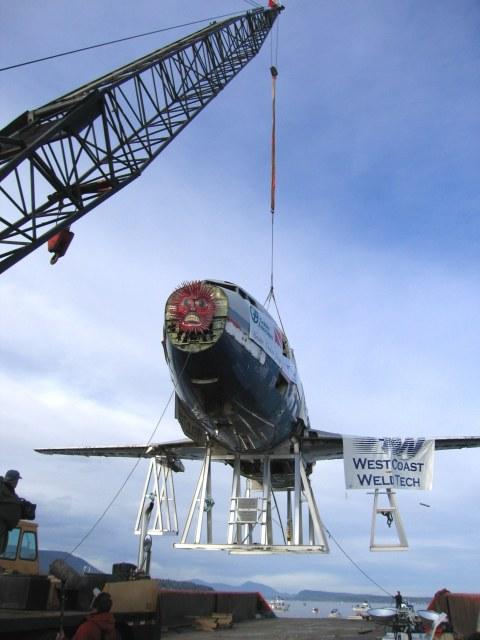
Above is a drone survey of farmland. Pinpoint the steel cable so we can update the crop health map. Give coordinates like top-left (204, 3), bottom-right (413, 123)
top-left (0, 11), bottom-right (251, 73)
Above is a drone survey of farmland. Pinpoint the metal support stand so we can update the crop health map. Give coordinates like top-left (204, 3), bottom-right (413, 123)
top-left (175, 443), bottom-right (329, 553)
top-left (369, 488), bottom-right (408, 551)
top-left (135, 457), bottom-right (179, 572)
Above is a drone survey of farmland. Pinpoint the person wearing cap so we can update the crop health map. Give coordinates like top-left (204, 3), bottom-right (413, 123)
top-left (0, 469), bottom-right (23, 555)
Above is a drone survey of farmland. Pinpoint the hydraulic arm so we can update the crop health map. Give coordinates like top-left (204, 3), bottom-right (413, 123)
top-left (0, 6), bottom-right (282, 274)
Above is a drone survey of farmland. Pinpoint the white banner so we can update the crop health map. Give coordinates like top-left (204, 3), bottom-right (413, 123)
top-left (343, 437), bottom-right (434, 490)
top-left (249, 305), bottom-right (297, 382)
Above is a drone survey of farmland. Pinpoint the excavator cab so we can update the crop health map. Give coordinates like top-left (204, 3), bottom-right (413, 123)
top-left (0, 520), bottom-right (39, 575)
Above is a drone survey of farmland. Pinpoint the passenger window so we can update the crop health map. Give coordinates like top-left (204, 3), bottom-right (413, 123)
top-left (0, 527), bottom-right (20, 560)
top-left (237, 288), bottom-right (257, 307)
top-left (19, 531), bottom-right (37, 560)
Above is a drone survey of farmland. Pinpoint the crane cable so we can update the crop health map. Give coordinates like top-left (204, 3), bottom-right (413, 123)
top-left (0, 11), bottom-right (255, 73)
top-left (265, 64), bottom-right (277, 303)
top-left (67, 390), bottom-right (174, 557)
top-left (324, 524), bottom-right (394, 598)
top-left (264, 18), bottom-right (286, 337)
top-left (66, 354), bottom-right (191, 557)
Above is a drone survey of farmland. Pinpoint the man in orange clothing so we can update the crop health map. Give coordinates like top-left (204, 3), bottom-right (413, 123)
top-left (56, 591), bottom-right (117, 640)
top-left (74, 591), bottom-right (116, 640)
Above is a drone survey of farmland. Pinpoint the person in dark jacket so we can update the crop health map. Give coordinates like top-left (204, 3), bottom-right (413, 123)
top-left (0, 469), bottom-right (23, 555)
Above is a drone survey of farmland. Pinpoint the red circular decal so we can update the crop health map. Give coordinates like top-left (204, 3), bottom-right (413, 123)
top-left (169, 281), bottom-right (217, 334)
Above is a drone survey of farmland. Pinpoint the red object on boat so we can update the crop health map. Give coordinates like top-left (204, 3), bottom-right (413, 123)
top-left (47, 228), bottom-right (74, 264)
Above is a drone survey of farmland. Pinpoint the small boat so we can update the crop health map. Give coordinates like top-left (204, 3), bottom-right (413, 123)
top-left (269, 597), bottom-right (290, 612)
top-left (379, 609), bottom-right (447, 640)
top-left (352, 601), bottom-right (371, 617)
top-left (328, 608), bottom-right (341, 618)
top-left (312, 607), bottom-right (319, 614)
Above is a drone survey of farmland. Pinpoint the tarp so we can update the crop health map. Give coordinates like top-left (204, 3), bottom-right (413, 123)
top-left (343, 436), bottom-right (434, 490)
top-left (428, 589), bottom-right (480, 637)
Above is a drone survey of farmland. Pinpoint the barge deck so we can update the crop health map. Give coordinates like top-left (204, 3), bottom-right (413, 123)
top-left (163, 617), bottom-right (380, 640)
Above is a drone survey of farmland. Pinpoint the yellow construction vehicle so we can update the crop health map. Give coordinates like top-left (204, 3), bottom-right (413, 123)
top-left (0, 520), bottom-right (39, 575)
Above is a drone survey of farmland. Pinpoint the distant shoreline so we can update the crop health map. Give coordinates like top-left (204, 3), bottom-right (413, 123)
top-left (285, 592), bottom-right (429, 603)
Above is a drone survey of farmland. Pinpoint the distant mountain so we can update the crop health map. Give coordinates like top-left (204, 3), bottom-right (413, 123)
top-left (154, 579), bottom-right (214, 592)
top-left (39, 550), bottom-right (102, 575)
top-left (191, 579), bottom-right (280, 598)
top-left (190, 579), bottom-right (429, 603)
top-left (294, 590), bottom-right (387, 603)
top-left (38, 555), bottom-right (428, 603)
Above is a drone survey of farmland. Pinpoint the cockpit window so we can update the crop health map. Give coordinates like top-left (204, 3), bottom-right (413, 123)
top-left (0, 527), bottom-right (20, 560)
top-left (205, 280), bottom-right (237, 293)
top-left (238, 288), bottom-right (257, 307)
top-left (19, 531), bottom-right (37, 561)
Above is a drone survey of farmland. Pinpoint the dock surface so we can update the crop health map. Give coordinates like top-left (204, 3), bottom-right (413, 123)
top-left (164, 617), bottom-right (382, 640)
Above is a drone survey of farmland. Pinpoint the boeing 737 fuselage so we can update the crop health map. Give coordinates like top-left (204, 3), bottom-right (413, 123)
top-left (163, 279), bottom-right (308, 454)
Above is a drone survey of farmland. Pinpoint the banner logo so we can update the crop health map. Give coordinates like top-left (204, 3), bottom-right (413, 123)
top-left (343, 436), bottom-right (434, 490)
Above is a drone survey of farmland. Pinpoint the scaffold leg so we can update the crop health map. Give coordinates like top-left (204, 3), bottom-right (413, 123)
top-left (175, 445), bottom-right (329, 553)
top-left (370, 488), bottom-right (408, 551)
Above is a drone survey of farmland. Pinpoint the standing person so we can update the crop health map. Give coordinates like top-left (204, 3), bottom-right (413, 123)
top-left (0, 469), bottom-right (23, 555)
top-left (395, 591), bottom-right (403, 608)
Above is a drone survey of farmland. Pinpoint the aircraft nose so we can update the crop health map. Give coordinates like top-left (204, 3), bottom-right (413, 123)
top-left (165, 280), bottom-right (228, 351)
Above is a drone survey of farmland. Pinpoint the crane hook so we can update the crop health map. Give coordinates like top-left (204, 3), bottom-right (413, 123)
top-left (47, 228), bottom-right (75, 265)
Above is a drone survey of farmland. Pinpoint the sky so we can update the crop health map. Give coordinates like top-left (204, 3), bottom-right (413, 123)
top-left (1, 0), bottom-right (480, 600)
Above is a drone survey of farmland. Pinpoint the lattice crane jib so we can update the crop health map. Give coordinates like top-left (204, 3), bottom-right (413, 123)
top-left (0, 7), bottom-right (282, 274)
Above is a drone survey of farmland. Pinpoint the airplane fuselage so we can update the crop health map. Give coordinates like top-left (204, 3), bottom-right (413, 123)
top-left (163, 280), bottom-right (309, 455)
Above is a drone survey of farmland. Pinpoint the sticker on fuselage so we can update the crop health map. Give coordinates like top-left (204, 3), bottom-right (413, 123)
top-left (248, 305), bottom-right (297, 383)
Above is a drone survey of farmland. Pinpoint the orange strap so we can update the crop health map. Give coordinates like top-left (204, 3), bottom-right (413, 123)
top-left (270, 66), bottom-right (278, 216)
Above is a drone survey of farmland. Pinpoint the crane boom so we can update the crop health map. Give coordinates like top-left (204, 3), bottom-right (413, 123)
top-left (0, 6), bottom-right (282, 274)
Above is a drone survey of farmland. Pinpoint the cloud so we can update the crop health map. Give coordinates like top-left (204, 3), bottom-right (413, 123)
top-left (1, 0), bottom-right (479, 600)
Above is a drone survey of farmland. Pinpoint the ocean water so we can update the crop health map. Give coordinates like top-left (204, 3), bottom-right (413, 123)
top-left (272, 600), bottom-right (430, 619)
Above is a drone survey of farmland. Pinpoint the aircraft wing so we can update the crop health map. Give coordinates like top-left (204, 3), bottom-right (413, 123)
top-left (431, 436), bottom-right (480, 451)
top-left (301, 431), bottom-right (480, 463)
top-left (36, 433), bottom-right (480, 467)
top-left (35, 438), bottom-right (228, 467)
top-left (300, 430), bottom-right (345, 462)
